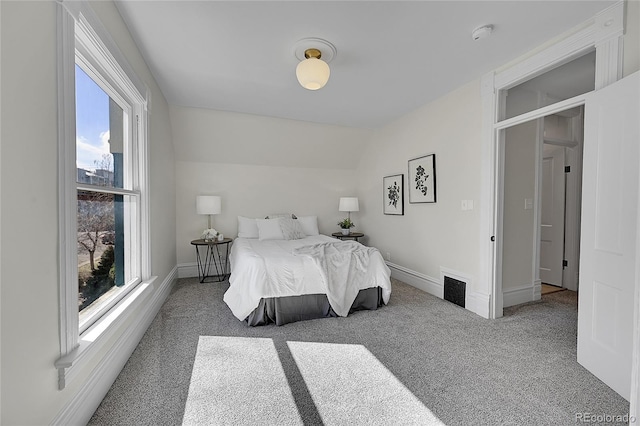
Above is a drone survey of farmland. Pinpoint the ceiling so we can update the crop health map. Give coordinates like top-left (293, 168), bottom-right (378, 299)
top-left (114, 1), bottom-right (615, 129)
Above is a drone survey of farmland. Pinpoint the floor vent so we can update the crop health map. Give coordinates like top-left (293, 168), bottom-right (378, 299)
top-left (444, 276), bottom-right (466, 308)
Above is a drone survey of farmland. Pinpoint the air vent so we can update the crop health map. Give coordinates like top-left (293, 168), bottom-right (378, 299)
top-left (444, 276), bottom-right (466, 308)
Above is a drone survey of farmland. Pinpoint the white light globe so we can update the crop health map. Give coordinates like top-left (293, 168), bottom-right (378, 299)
top-left (296, 57), bottom-right (330, 90)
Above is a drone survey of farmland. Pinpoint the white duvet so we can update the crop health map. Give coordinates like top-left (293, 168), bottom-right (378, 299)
top-left (223, 235), bottom-right (391, 321)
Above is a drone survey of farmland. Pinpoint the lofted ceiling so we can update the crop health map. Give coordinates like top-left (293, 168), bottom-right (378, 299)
top-left (114, 1), bottom-right (615, 129)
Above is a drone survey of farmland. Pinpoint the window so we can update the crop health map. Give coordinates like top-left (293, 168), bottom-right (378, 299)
top-left (501, 50), bottom-right (596, 121)
top-left (74, 62), bottom-right (141, 332)
top-left (56, 1), bottom-right (150, 386)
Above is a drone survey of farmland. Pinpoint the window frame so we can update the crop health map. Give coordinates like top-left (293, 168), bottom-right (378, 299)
top-left (56, 0), bottom-right (151, 388)
top-left (74, 58), bottom-right (142, 333)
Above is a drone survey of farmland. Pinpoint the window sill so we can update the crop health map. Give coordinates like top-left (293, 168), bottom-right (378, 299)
top-left (55, 276), bottom-right (156, 390)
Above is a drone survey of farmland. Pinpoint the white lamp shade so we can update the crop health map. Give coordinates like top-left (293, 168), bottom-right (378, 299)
top-left (339, 197), bottom-right (359, 212)
top-left (196, 195), bottom-right (221, 215)
top-left (296, 57), bottom-right (330, 90)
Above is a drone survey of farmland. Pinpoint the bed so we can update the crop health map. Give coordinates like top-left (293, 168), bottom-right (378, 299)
top-left (223, 218), bottom-right (391, 326)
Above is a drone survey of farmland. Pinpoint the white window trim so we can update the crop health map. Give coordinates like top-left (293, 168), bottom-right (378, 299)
top-left (55, 0), bottom-right (152, 390)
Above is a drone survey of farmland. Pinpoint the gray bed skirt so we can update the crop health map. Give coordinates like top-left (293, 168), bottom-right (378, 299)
top-left (245, 286), bottom-right (384, 326)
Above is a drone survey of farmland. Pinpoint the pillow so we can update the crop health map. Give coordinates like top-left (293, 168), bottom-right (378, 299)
top-left (256, 218), bottom-right (285, 240)
top-left (297, 216), bottom-right (319, 236)
top-left (265, 213), bottom-right (297, 219)
top-left (237, 216), bottom-right (259, 239)
top-left (279, 218), bottom-right (306, 240)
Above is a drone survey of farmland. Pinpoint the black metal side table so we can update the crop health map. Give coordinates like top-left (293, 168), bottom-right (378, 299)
top-left (331, 232), bottom-right (364, 242)
top-left (191, 238), bottom-right (232, 283)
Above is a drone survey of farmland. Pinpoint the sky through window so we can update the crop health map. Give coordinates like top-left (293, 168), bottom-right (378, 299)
top-left (75, 64), bottom-right (110, 172)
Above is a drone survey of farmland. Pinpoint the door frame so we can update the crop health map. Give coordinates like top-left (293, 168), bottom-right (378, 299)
top-left (481, 1), bottom-right (624, 318)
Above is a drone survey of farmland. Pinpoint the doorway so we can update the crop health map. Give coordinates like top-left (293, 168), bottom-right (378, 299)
top-left (499, 51), bottom-right (592, 308)
top-left (540, 107), bottom-right (584, 293)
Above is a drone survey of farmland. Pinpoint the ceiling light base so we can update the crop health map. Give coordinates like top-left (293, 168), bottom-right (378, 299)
top-left (294, 38), bottom-right (336, 63)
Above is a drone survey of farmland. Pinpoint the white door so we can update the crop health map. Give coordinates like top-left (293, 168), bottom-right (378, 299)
top-left (539, 145), bottom-right (566, 287)
top-left (577, 72), bottom-right (640, 401)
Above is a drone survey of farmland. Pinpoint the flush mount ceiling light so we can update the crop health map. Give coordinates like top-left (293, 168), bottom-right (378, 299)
top-left (294, 38), bottom-right (336, 91)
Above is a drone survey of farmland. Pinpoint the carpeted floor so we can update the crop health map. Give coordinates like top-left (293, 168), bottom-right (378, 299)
top-left (88, 278), bottom-right (629, 425)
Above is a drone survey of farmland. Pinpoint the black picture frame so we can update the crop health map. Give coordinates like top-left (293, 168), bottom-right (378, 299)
top-left (408, 154), bottom-right (436, 203)
top-left (383, 174), bottom-right (404, 215)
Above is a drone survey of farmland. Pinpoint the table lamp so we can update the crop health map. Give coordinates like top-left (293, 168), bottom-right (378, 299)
top-left (339, 197), bottom-right (359, 234)
top-left (196, 195), bottom-right (221, 229)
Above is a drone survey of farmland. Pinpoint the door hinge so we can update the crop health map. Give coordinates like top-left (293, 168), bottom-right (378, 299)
top-left (564, 166), bottom-right (571, 173)
top-left (563, 259), bottom-right (568, 268)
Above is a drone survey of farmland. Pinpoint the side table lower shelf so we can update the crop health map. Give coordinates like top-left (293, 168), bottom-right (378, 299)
top-left (191, 238), bottom-right (232, 283)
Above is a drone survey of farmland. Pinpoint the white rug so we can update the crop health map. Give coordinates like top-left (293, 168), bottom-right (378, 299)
top-left (182, 336), bottom-right (302, 425)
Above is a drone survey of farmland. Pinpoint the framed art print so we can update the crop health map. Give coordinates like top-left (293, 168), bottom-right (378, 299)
top-left (408, 154), bottom-right (436, 203)
top-left (383, 174), bottom-right (404, 215)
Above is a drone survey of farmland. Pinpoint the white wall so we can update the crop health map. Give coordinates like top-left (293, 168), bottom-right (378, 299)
top-left (171, 106), bottom-right (371, 265)
top-left (176, 161), bottom-right (357, 264)
top-left (356, 80), bottom-right (484, 308)
top-left (0, 1), bottom-right (176, 424)
top-left (170, 105), bottom-right (372, 169)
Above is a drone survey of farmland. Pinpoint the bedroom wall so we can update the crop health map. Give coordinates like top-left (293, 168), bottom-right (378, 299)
top-left (356, 80), bottom-right (484, 311)
top-left (0, 1), bottom-right (176, 424)
top-left (176, 162), bottom-right (358, 264)
top-left (171, 106), bottom-right (371, 266)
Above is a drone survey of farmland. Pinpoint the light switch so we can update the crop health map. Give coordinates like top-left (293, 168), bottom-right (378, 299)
top-left (524, 198), bottom-right (533, 210)
top-left (461, 200), bottom-right (468, 210)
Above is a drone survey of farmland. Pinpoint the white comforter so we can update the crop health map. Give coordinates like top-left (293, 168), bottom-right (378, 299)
top-left (223, 235), bottom-right (391, 321)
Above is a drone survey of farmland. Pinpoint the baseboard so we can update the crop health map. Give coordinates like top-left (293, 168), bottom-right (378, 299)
top-left (177, 257), bottom-right (228, 279)
top-left (439, 267), bottom-right (490, 319)
top-left (503, 283), bottom-right (536, 308)
top-left (387, 262), bottom-right (442, 298)
top-left (533, 279), bottom-right (542, 301)
top-left (51, 265), bottom-right (178, 426)
top-left (177, 262), bottom-right (198, 279)
top-left (388, 262), bottom-right (489, 318)
top-left (466, 291), bottom-right (491, 319)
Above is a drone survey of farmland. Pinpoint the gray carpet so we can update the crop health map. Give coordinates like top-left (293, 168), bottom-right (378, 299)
top-left (88, 278), bottom-right (629, 426)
